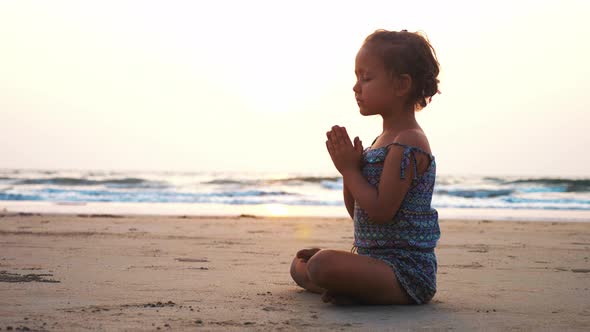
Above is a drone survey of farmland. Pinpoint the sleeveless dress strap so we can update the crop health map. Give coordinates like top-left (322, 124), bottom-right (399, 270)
top-left (369, 137), bottom-right (431, 181)
top-left (385, 142), bottom-right (419, 180)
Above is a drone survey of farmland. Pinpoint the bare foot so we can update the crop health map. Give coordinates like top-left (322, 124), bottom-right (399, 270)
top-left (296, 248), bottom-right (321, 263)
top-left (321, 291), bottom-right (358, 306)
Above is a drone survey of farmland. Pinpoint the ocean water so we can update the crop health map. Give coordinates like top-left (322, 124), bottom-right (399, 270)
top-left (1, 169), bottom-right (589, 221)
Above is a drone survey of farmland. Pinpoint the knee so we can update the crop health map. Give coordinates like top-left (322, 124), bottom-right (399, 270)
top-left (290, 256), bottom-right (306, 287)
top-left (306, 249), bottom-right (337, 287)
top-left (289, 256), bottom-right (299, 281)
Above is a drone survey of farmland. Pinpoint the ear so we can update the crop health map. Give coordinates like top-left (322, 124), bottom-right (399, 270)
top-left (394, 74), bottom-right (412, 97)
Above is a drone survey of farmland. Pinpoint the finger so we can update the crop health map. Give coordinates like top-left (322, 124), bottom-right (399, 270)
top-left (326, 130), bottom-right (334, 141)
top-left (330, 129), bottom-right (340, 143)
top-left (335, 128), bottom-right (351, 148)
top-left (326, 140), bottom-right (334, 155)
top-left (332, 127), bottom-right (345, 144)
top-left (331, 139), bottom-right (339, 153)
top-left (354, 136), bottom-right (363, 152)
top-left (336, 126), bottom-right (349, 142)
top-left (341, 127), bottom-right (352, 146)
top-left (328, 128), bottom-right (338, 141)
top-left (330, 125), bottom-right (339, 139)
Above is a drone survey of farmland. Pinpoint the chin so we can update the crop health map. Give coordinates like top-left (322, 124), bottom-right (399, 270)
top-left (358, 108), bottom-right (373, 116)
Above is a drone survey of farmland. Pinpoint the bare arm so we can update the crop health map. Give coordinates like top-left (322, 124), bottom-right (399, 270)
top-left (343, 183), bottom-right (355, 219)
top-left (326, 126), bottom-right (420, 224)
top-left (341, 146), bottom-right (413, 224)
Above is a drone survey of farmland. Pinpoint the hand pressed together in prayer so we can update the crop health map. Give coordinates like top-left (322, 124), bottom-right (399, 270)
top-left (325, 125), bottom-right (364, 176)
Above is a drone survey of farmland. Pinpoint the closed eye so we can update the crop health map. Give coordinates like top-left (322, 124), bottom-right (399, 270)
top-left (355, 70), bottom-right (372, 82)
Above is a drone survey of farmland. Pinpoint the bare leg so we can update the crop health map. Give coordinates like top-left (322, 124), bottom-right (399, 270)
top-left (290, 254), bottom-right (356, 304)
top-left (305, 249), bottom-right (414, 305)
top-left (290, 256), bottom-right (325, 294)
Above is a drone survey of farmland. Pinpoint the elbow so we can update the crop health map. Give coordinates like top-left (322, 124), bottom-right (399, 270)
top-left (368, 216), bottom-right (387, 224)
top-left (366, 205), bottom-right (400, 225)
top-left (366, 211), bottom-right (393, 225)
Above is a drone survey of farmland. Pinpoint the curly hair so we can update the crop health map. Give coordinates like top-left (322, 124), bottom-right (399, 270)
top-left (363, 29), bottom-right (440, 111)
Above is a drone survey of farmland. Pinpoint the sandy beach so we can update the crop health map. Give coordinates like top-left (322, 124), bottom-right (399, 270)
top-left (0, 212), bottom-right (589, 331)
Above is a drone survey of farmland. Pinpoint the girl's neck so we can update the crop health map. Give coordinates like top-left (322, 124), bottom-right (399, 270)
top-left (381, 108), bottom-right (419, 135)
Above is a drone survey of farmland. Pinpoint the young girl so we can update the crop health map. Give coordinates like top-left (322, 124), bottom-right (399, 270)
top-left (290, 29), bottom-right (441, 305)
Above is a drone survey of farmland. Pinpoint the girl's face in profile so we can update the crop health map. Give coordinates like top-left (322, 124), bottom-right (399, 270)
top-left (353, 46), bottom-right (398, 116)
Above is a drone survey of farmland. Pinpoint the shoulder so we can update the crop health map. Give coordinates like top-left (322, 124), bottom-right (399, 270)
top-left (392, 129), bottom-right (432, 154)
top-left (382, 129), bottom-right (433, 179)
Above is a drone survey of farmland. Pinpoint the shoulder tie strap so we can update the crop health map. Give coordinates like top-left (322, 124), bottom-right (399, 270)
top-left (399, 146), bottom-right (419, 181)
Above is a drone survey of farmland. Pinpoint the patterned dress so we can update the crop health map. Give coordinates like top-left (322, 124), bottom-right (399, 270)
top-left (353, 141), bottom-right (440, 304)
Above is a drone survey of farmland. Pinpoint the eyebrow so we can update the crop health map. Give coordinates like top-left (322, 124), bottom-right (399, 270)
top-left (355, 69), bottom-right (375, 78)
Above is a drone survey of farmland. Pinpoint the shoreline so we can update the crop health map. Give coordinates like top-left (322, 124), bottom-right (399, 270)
top-left (3, 200), bottom-right (590, 223)
top-left (1, 213), bottom-right (589, 331)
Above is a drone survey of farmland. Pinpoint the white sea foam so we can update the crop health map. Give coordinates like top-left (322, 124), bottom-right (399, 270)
top-left (1, 169), bottom-right (589, 221)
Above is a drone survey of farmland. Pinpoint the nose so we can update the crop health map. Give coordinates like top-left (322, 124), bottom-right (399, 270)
top-left (352, 80), bottom-right (360, 94)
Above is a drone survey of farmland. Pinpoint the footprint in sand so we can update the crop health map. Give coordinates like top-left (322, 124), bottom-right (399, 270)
top-left (571, 269), bottom-right (590, 273)
top-left (262, 306), bottom-right (286, 312)
top-left (175, 258), bottom-right (209, 263)
top-left (441, 262), bottom-right (483, 269)
top-left (0, 271), bottom-right (60, 283)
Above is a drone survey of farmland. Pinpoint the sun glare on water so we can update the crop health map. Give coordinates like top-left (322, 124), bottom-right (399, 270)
top-left (262, 203), bottom-right (289, 217)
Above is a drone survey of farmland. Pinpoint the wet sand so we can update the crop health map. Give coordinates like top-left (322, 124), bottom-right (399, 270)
top-left (1, 213), bottom-right (589, 331)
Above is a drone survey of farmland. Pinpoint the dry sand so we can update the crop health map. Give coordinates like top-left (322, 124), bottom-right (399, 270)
top-left (0, 212), bottom-right (589, 331)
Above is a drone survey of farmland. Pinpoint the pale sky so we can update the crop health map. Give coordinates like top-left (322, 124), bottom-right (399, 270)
top-left (1, 0), bottom-right (589, 177)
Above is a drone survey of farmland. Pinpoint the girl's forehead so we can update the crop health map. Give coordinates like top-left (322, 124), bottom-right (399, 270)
top-left (355, 47), bottom-right (383, 70)
top-left (356, 46), bottom-right (373, 60)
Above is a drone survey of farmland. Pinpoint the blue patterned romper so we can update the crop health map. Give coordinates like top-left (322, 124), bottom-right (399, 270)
top-left (353, 141), bottom-right (440, 304)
